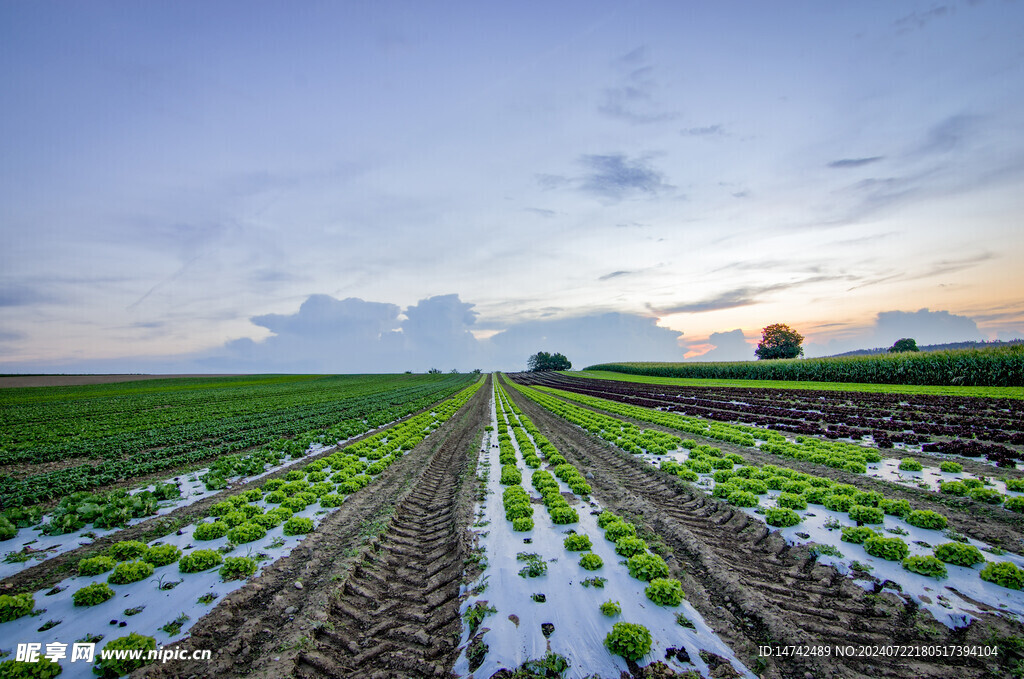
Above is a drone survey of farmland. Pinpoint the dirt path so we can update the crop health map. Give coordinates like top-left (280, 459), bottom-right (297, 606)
top-left (505, 382), bottom-right (1022, 679)
top-left (135, 376), bottom-right (488, 679)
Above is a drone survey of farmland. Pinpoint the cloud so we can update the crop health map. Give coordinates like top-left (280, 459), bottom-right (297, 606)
top-left (487, 312), bottom-right (684, 369)
top-left (0, 284), bottom-right (57, 307)
top-left (578, 154), bottom-right (672, 200)
top-left (916, 114), bottom-right (981, 156)
top-left (535, 174), bottom-right (571, 190)
top-left (251, 294), bottom-right (401, 339)
top-left (872, 308), bottom-right (984, 345)
top-left (653, 282), bottom-right (802, 314)
top-left (828, 156), bottom-right (884, 169)
top-left (687, 329), bottom-right (753, 362)
top-left (165, 295), bottom-right (688, 373)
top-left (895, 5), bottom-right (951, 32)
top-left (523, 207), bottom-right (556, 218)
top-left (805, 308), bottom-right (987, 356)
top-left (598, 47), bottom-right (679, 124)
top-left (681, 124), bottom-right (725, 137)
top-left (598, 270), bottom-right (633, 281)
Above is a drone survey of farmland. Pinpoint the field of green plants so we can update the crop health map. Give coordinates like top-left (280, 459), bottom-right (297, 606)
top-left (588, 344), bottom-right (1024, 387)
top-left (2, 367), bottom-right (1023, 679)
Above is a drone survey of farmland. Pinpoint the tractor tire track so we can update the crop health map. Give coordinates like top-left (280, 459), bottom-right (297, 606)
top-left (135, 378), bottom-right (488, 679)
top-left (505, 380), bottom-right (1022, 679)
top-left (291, 380), bottom-right (487, 679)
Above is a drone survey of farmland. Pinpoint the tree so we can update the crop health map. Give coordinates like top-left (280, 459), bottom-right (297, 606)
top-left (889, 338), bottom-right (919, 353)
top-left (427, 367), bottom-right (442, 374)
top-left (754, 324), bottom-right (804, 360)
top-left (527, 351), bottom-right (572, 372)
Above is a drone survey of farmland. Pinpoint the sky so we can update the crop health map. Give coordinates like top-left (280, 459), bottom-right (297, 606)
top-left (2, 0), bottom-right (1023, 373)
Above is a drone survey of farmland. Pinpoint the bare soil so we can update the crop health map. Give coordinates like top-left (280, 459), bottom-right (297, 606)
top-left (506, 381), bottom-right (1023, 679)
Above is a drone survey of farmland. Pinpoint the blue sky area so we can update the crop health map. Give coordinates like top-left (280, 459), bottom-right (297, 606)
top-left (2, 1), bottom-right (1023, 373)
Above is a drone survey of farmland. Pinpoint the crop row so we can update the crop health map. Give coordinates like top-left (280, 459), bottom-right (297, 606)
top-left (511, 379), bottom-right (1024, 513)
top-left (508, 378), bottom-right (1024, 598)
top-left (490, 379), bottom-right (718, 670)
top-left (516, 372), bottom-right (1023, 467)
top-left (0, 379), bottom-right (484, 677)
top-left (507, 379), bottom-right (891, 473)
top-left (0, 375), bottom-right (474, 508)
top-left (0, 375), bottom-right (458, 450)
top-left (586, 345), bottom-right (1024, 387)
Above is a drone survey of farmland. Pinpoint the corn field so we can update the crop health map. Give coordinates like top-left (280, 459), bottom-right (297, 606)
top-left (588, 346), bottom-right (1024, 387)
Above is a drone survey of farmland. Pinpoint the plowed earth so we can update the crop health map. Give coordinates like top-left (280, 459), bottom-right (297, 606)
top-left (504, 382), bottom-right (1024, 679)
top-left (135, 377), bottom-right (489, 679)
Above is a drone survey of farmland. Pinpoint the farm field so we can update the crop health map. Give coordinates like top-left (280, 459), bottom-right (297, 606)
top-left (2, 371), bottom-right (1024, 678)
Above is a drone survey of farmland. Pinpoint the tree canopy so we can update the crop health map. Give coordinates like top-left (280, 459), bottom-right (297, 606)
top-left (754, 323), bottom-right (804, 360)
top-left (528, 351), bottom-right (572, 372)
top-left (889, 338), bottom-right (920, 353)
